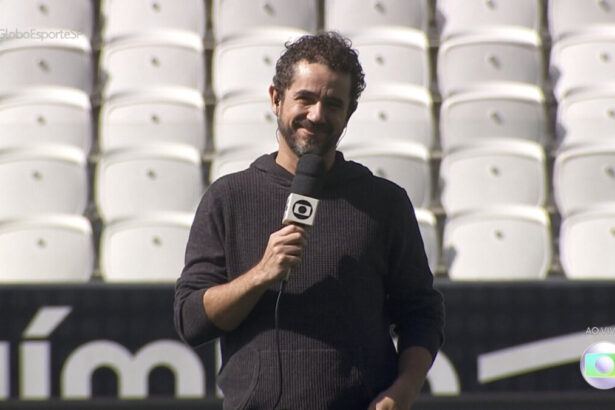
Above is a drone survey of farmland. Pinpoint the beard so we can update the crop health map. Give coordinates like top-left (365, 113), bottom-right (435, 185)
top-left (278, 118), bottom-right (340, 157)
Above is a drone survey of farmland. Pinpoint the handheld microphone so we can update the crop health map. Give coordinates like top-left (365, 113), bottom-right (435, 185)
top-left (282, 154), bottom-right (326, 226)
top-left (281, 154), bottom-right (326, 281)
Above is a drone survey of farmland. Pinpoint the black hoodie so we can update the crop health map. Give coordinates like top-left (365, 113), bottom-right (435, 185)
top-left (174, 152), bottom-right (444, 409)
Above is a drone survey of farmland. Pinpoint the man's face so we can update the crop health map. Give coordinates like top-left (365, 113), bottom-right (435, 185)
top-left (272, 61), bottom-right (353, 157)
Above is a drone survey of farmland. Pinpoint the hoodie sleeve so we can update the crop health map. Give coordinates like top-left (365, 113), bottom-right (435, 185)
top-left (174, 180), bottom-right (229, 347)
top-left (385, 189), bottom-right (445, 361)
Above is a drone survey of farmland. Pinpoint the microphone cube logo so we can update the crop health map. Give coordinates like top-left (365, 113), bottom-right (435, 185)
top-left (581, 342), bottom-right (615, 389)
top-left (292, 200), bottom-right (313, 220)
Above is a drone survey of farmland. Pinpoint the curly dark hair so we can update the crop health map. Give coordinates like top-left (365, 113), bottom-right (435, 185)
top-left (272, 31), bottom-right (366, 115)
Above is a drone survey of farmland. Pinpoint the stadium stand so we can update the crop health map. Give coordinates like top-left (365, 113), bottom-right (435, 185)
top-left (0, 0), bottom-right (613, 282)
top-left (439, 139), bottom-right (548, 215)
top-left (94, 144), bottom-right (204, 223)
top-left (443, 205), bottom-right (553, 280)
top-left (0, 86), bottom-right (93, 152)
top-left (324, 0), bottom-right (429, 34)
top-left (98, 87), bottom-right (206, 152)
top-left (559, 205), bottom-right (615, 279)
top-left (0, 214), bottom-right (94, 282)
top-left (439, 83), bottom-right (550, 151)
top-left (0, 145), bottom-right (88, 218)
top-left (100, 0), bottom-right (207, 41)
top-left (212, 0), bottom-right (318, 42)
top-left (99, 212), bottom-right (193, 282)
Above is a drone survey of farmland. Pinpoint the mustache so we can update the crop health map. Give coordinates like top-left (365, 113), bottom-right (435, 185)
top-left (293, 119), bottom-right (332, 134)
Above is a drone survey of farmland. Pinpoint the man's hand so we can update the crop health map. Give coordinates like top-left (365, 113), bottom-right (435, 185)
top-left (367, 377), bottom-right (419, 410)
top-left (254, 224), bottom-right (307, 284)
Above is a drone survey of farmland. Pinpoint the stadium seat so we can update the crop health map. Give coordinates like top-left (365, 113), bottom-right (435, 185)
top-left (209, 147), bottom-right (276, 183)
top-left (324, 0), bottom-right (429, 34)
top-left (341, 140), bottom-right (432, 209)
top-left (548, 0), bottom-right (615, 41)
top-left (100, 0), bottom-right (206, 41)
top-left (0, 214), bottom-right (93, 282)
top-left (550, 29), bottom-right (615, 101)
top-left (415, 208), bottom-right (440, 274)
top-left (0, 86), bottom-right (92, 152)
top-left (553, 143), bottom-right (615, 217)
top-left (95, 144), bottom-right (204, 222)
top-left (213, 93), bottom-right (277, 152)
top-left (100, 212), bottom-right (193, 282)
top-left (439, 83), bottom-right (549, 151)
top-left (436, 0), bottom-right (542, 41)
top-left (99, 87), bottom-right (206, 152)
top-left (345, 83), bottom-right (434, 149)
top-left (437, 28), bottom-right (544, 98)
top-left (212, 28), bottom-right (307, 100)
top-left (560, 205), bottom-right (615, 279)
top-left (0, 0), bottom-right (95, 40)
top-left (99, 31), bottom-right (205, 99)
top-left (439, 140), bottom-right (547, 214)
top-left (555, 86), bottom-right (615, 147)
top-left (0, 33), bottom-right (93, 95)
top-left (443, 205), bottom-right (552, 280)
top-left (349, 27), bottom-right (431, 89)
top-left (213, 0), bottom-right (318, 42)
top-left (0, 145), bottom-right (88, 218)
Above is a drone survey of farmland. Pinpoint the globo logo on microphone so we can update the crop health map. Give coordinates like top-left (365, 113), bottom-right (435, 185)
top-left (283, 194), bottom-right (319, 226)
top-left (292, 200), bottom-right (313, 220)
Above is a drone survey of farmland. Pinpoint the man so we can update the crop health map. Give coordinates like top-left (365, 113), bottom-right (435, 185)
top-left (174, 31), bottom-right (444, 409)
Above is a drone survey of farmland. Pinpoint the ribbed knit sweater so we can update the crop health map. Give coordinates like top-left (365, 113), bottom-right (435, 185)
top-left (174, 152), bottom-right (444, 409)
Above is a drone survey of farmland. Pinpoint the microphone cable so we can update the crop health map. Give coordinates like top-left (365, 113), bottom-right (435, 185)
top-left (272, 278), bottom-right (288, 410)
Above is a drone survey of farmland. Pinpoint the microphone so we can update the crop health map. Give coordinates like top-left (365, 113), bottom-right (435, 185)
top-left (281, 154), bottom-right (326, 281)
top-left (282, 154), bottom-right (326, 226)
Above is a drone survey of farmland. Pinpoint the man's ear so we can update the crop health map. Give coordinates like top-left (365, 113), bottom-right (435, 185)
top-left (269, 85), bottom-right (281, 116)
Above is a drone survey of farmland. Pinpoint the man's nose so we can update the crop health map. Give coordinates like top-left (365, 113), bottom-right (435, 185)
top-left (306, 102), bottom-right (325, 123)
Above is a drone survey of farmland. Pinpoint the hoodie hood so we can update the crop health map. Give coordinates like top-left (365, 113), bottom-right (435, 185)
top-left (250, 151), bottom-right (372, 190)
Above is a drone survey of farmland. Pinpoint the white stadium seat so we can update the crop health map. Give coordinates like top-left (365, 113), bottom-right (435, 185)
top-left (99, 31), bottom-right (205, 99)
top-left (0, 87), bottom-right (92, 152)
top-left (548, 0), bottom-right (615, 41)
top-left (209, 148), bottom-right (276, 183)
top-left (100, 212), bottom-right (193, 282)
top-left (443, 206), bottom-right (552, 280)
top-left (550, 29), bottom-right (615, 101)
top-left (212, 28), bottom-right (307, 100)
top-left (0, 33), bottom-right (93, 95)
top-left (415, 208), bottom-right (440, 274)
top-left (554, 143), bottom-right (615, 217)
top-left (0, 214), bottom-right (94, 283)
top-left (213, 93), bottom-right (277, 152)
top-left (95, 144), bottom-right (204, 222)
top-left (99, 87), bottom-right (206, 152)
top-left (437, 28), bottom-right (544, 98)
top-left (350, 28), bottom-right (431, 89)
top-left (0, 145), bottom-right (88, 218)
top-left (440, 140), bottom-right (547, 214)
top-left (0, 0), bottom-right (95, 39)
top-left (325, 0), bottom-right (429, 34)
top-left (101, 0), bottom-right (206, 41)
top-left (560, 205), bottom-right (615, 280)
top-left (341, 140), bottom-right (432, 209)
top-left (213, 0), bottom-right (318, 42)
top-left (555, 86), bottom-right (615, 147)
top-left (346, 84), bottom-right (434, 149)
top-left (436, 0), bottom-right (542, 41)
top-left (439, 83), bottom-right (549, 151)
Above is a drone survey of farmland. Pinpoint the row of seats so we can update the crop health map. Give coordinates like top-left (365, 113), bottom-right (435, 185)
top-left (1, 0), bottom-right (615, 282)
